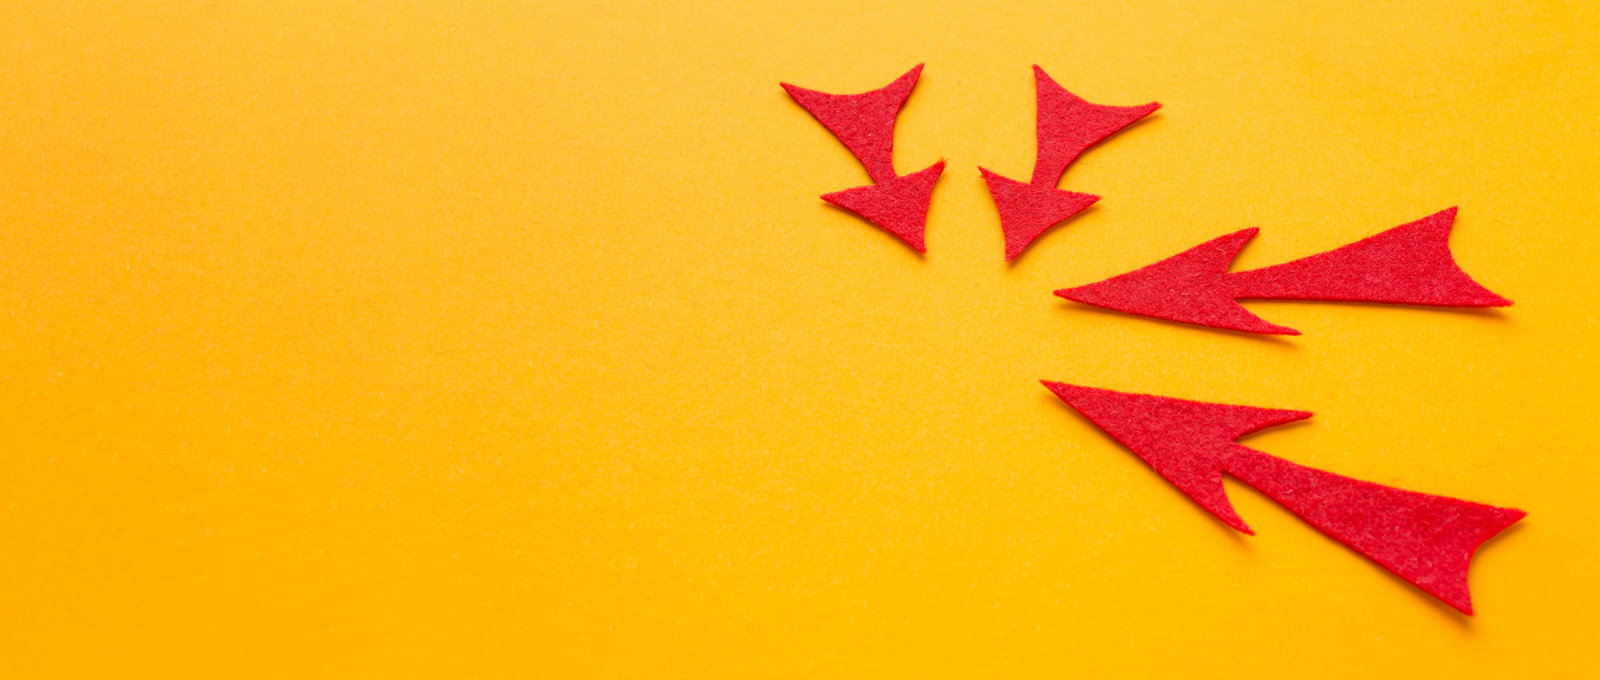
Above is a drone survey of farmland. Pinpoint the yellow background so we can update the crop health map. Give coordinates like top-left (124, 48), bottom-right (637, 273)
top-left (1, 0), bottom-right (1597, 676)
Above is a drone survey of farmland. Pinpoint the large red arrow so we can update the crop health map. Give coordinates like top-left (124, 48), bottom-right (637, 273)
top-left (783, 65), bottom-right (945, 253)
top-left (981, 66), bottom-right (1159, 261)
top-left (1042, 381), bottom-right (1524, 614)
top-left (1055, 208), bottom-right (1511, 334)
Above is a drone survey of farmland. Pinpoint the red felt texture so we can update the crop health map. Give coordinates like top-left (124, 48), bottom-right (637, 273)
top-left (782, 64), bottom-right (921, 184)
top-left (1042, 381), bottom-right (1525, 615)
top-left (1055, 208), bottom-right (1513, 334)
top-left (823, 161), bottom-right (945, 253)
top-left (981, 65), bottom-right (1159, 261)
top-left (980, 169), bottom-right (1100, 262)
top-left (1029, 67), bottom-right (1162, 187)
top-left (783, 65), bottom-right (941, 252)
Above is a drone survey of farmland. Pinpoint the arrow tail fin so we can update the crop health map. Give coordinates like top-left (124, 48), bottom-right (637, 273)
top-left (1228, 207), bottom-right (1513, 307)
top-left (1224, 450), bottom-right (1524, 615)
top-left (782, 65), bottom-right (923, 185)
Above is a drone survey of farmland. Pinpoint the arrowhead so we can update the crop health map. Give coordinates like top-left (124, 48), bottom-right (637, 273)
top-left (821, 161), bottom-right (944, 253)
top-left (1055, 228), bottom-right (1300, 335)
top-left (980, 168), bottom-right (1099, 261)
top-left (1042, 381), bottom-right (1312, 533)
top-left (782, 64), bottom-right (923, 185)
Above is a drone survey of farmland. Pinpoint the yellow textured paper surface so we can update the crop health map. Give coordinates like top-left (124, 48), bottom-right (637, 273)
top-left (2, 1), bottom-right (1597, 676)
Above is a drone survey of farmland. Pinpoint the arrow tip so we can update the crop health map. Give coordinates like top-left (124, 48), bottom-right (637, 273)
top-left (822, 161), bottom-right (945, 252)
top-left (1053, 229), bottom-right (1301, 335)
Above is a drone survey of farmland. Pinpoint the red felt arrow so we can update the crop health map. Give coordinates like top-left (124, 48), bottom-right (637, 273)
top-left (783, 65), bottom-right (944, 252)
top-left (981, 66), bottom-right (1159, 261)
top-left (1055, 208), bottom-right (1512, 334)
top-left (1042, 381), bottom-right (1524, 614)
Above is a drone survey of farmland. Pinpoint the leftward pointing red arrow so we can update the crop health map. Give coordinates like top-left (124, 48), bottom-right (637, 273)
top-left (1055, 208), bottom-right (1511, 334)
top-left (1043, 381), bottom-right (1524, 614)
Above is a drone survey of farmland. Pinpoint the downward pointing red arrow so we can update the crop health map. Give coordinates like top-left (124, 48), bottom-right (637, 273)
top-left (1042, 381), bottom-right (1525, 614)
top-left (783, 65), bottom-right (944, 253)
top-left (1056, 208), bottom-right (1512, 334)
top-left (982, 66), bottom-right (1159, 261)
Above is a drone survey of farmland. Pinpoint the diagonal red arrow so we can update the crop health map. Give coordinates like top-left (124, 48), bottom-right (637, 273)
top-left (1042, 381), bottom-right (1525, 614)
top-left (1055, 207), bottom-right (1512, 334)
top-left (981, 66), bottom-right (1159, 261)
top-left (783, 65), bottom-right (945, 252)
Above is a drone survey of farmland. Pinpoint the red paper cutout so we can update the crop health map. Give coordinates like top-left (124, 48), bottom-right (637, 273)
top-left (1042, 381), bottom-right (1525, 614)
top-left (981, 66), bottom-right (1159, 261)
top-left (1056, 208), bottom-right (1512, 334)
top-left (783, 65), bottom-right (944, 252)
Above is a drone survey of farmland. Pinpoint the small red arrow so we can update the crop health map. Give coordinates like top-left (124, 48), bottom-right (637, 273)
top-left (1042, 381), bottom-right (1525, 614)
top-left (783, 65), bottom-right (945, 252)
top-left (981, 66), bottom-right (1159, 261)
top-left (1055, 208), bottom-right (1511, 334)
